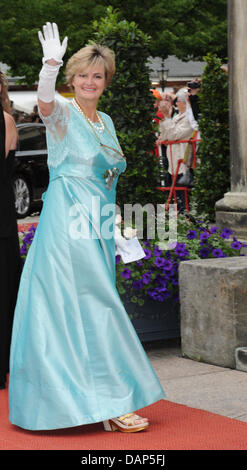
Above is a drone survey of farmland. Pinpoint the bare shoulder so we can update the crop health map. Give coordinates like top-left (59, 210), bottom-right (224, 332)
top-left (4, 111), bottom-right (17, 131)
top-left (4, 111), bottom-right (18, 153)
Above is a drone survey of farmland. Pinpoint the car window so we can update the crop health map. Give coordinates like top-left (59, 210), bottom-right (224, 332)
top-left (18, 126), bottom-right (47, 151)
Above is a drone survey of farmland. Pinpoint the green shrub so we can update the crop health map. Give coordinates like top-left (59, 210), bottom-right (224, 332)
top-left (192, 53), bottom-right (230, 222)
top-left (92, 7), bottom-right (163, 213)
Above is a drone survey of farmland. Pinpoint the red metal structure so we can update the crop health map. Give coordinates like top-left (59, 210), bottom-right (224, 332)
top-left (156, 133), bottom-right (201, 212)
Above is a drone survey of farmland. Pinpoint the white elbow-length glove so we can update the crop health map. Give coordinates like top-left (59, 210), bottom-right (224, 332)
top-left (37, 22), bottom-right (68, 103)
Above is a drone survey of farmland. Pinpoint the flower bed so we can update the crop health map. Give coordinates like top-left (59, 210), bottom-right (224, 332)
top-left (18, 217), bottom-right (246, 306)
top-left (116, 216), bottom-right (246, 307)
top-left (18, 224), bottom-right (37, 265)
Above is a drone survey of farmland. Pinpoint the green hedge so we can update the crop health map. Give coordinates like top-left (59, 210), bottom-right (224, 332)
top-left (92, 7), bottom-right (163, 213)
top-left (192, 53), bottom-right (230, 222)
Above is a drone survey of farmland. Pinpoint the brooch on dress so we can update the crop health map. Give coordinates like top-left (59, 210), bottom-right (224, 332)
top-left (103, 168), bottom-right (120, 190)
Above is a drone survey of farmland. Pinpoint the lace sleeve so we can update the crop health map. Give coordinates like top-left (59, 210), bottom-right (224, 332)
top-left (39, 99), bottom-right (70, 168)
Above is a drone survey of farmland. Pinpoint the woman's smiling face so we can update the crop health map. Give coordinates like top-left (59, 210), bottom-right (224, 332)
top-left (72, 65), bottom-right (106, 105)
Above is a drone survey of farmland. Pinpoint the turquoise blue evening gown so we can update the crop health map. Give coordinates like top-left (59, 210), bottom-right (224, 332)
top-left (8, 98), bottom-right (165, 430)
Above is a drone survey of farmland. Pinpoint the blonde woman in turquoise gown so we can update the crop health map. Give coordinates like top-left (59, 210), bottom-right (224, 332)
top-left (8, 23), bottom-right (165, 432)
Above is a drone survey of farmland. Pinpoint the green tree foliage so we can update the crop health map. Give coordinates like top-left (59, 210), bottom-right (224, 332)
top-left (0, 0), bottom-right (227, 85)
top-left (192, 54), bottom-right (230, 222)
top-left (0, 0), bottom-right (106, 85)
top-left (103, 0), bottom-right (227, 60)
top-left (93, 8), bottom-right (163, 211)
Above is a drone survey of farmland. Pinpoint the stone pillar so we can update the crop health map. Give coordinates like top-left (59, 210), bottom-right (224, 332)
top-left (215, 0), bottom-right (247, 240)
top-left (179, 257), bottom-right (247, 369)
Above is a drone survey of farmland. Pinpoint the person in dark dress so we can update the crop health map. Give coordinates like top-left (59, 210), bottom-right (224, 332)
top-left (0, 71), bottom-right (22, 389)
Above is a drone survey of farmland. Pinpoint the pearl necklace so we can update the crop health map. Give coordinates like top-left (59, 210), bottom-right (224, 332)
top-left (71, 98), bottom-right (125, 161)
top-left (72, 98), bottom-right (105, 133)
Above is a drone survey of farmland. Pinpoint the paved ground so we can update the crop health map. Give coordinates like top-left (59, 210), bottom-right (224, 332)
top-left (145, 338), bottom-right (247, 423)
top-left (18, 213), bottom-right (247, 424)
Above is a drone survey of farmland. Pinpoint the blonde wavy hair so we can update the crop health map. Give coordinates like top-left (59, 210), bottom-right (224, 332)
top-left (65, 42), bottom-right (115, 89)
top-left (0, 71), bottom-right (11, 113)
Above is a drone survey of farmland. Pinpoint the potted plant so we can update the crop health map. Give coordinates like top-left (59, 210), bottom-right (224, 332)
top-left (116, 214), bottom-right (246, 341)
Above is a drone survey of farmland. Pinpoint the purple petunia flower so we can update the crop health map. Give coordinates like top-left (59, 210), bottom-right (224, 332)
top-left (212, 248), bottom-right (225, 258)
top-left (175, 243), bottom-right (190, 258)
top-left (20, 245), bottom-right (27, 256)
top-left (147, 289), bottom-right (157, 300)
top-left (156, 278), bottom-right (167, 292)
top-left (209, 226), bottom-right (219, 234)
top-left (149, 288), bottom-right (170, 301)
top-left (200, 247), bottom-right (211, 258)
top-left (155, 294), bottom-right (164, 302)
top-left (162, 259), bottom-right (173, 271)
top-left (23, 233), bottom-right (34, 243)
top-left (174, 243), bottom-right (186, 256)
top-left (231, 240), bottom-right (242, 250)
top-left (120, 268), bottom-right (132, 279)
top-left (199, 232), bottom-right (210, 242)
top-left (187, 230), bottom-right (197, 240)
top-left (115, 255), bottom-right (121, 264)
top-left (147, 285), bottom-right (171, 301)
top-left (220, 228), bottom-right (233, 239)
top-left (142, 272), bottom-right (151, 285)
top-left (154, 257), bottom-right (166, 268)
top-left (159, 290), bottom-right (171, 300)
top-left (143, 248), bottom-right (152, 260)
top-left (154, 246), bottom-right (163, 256)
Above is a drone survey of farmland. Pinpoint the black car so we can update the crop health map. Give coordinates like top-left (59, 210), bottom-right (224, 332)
top-left (13, 123), bottom-right (49, 218)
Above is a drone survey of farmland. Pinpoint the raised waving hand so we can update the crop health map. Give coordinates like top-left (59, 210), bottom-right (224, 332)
top-left (37, 22), bottom-right (67, 114)
top-left (38, 22), bottom-right (68, 64)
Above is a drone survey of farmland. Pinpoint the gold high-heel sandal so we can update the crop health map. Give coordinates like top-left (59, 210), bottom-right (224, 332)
top-left (103, 413), bottom-right (149, 433)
